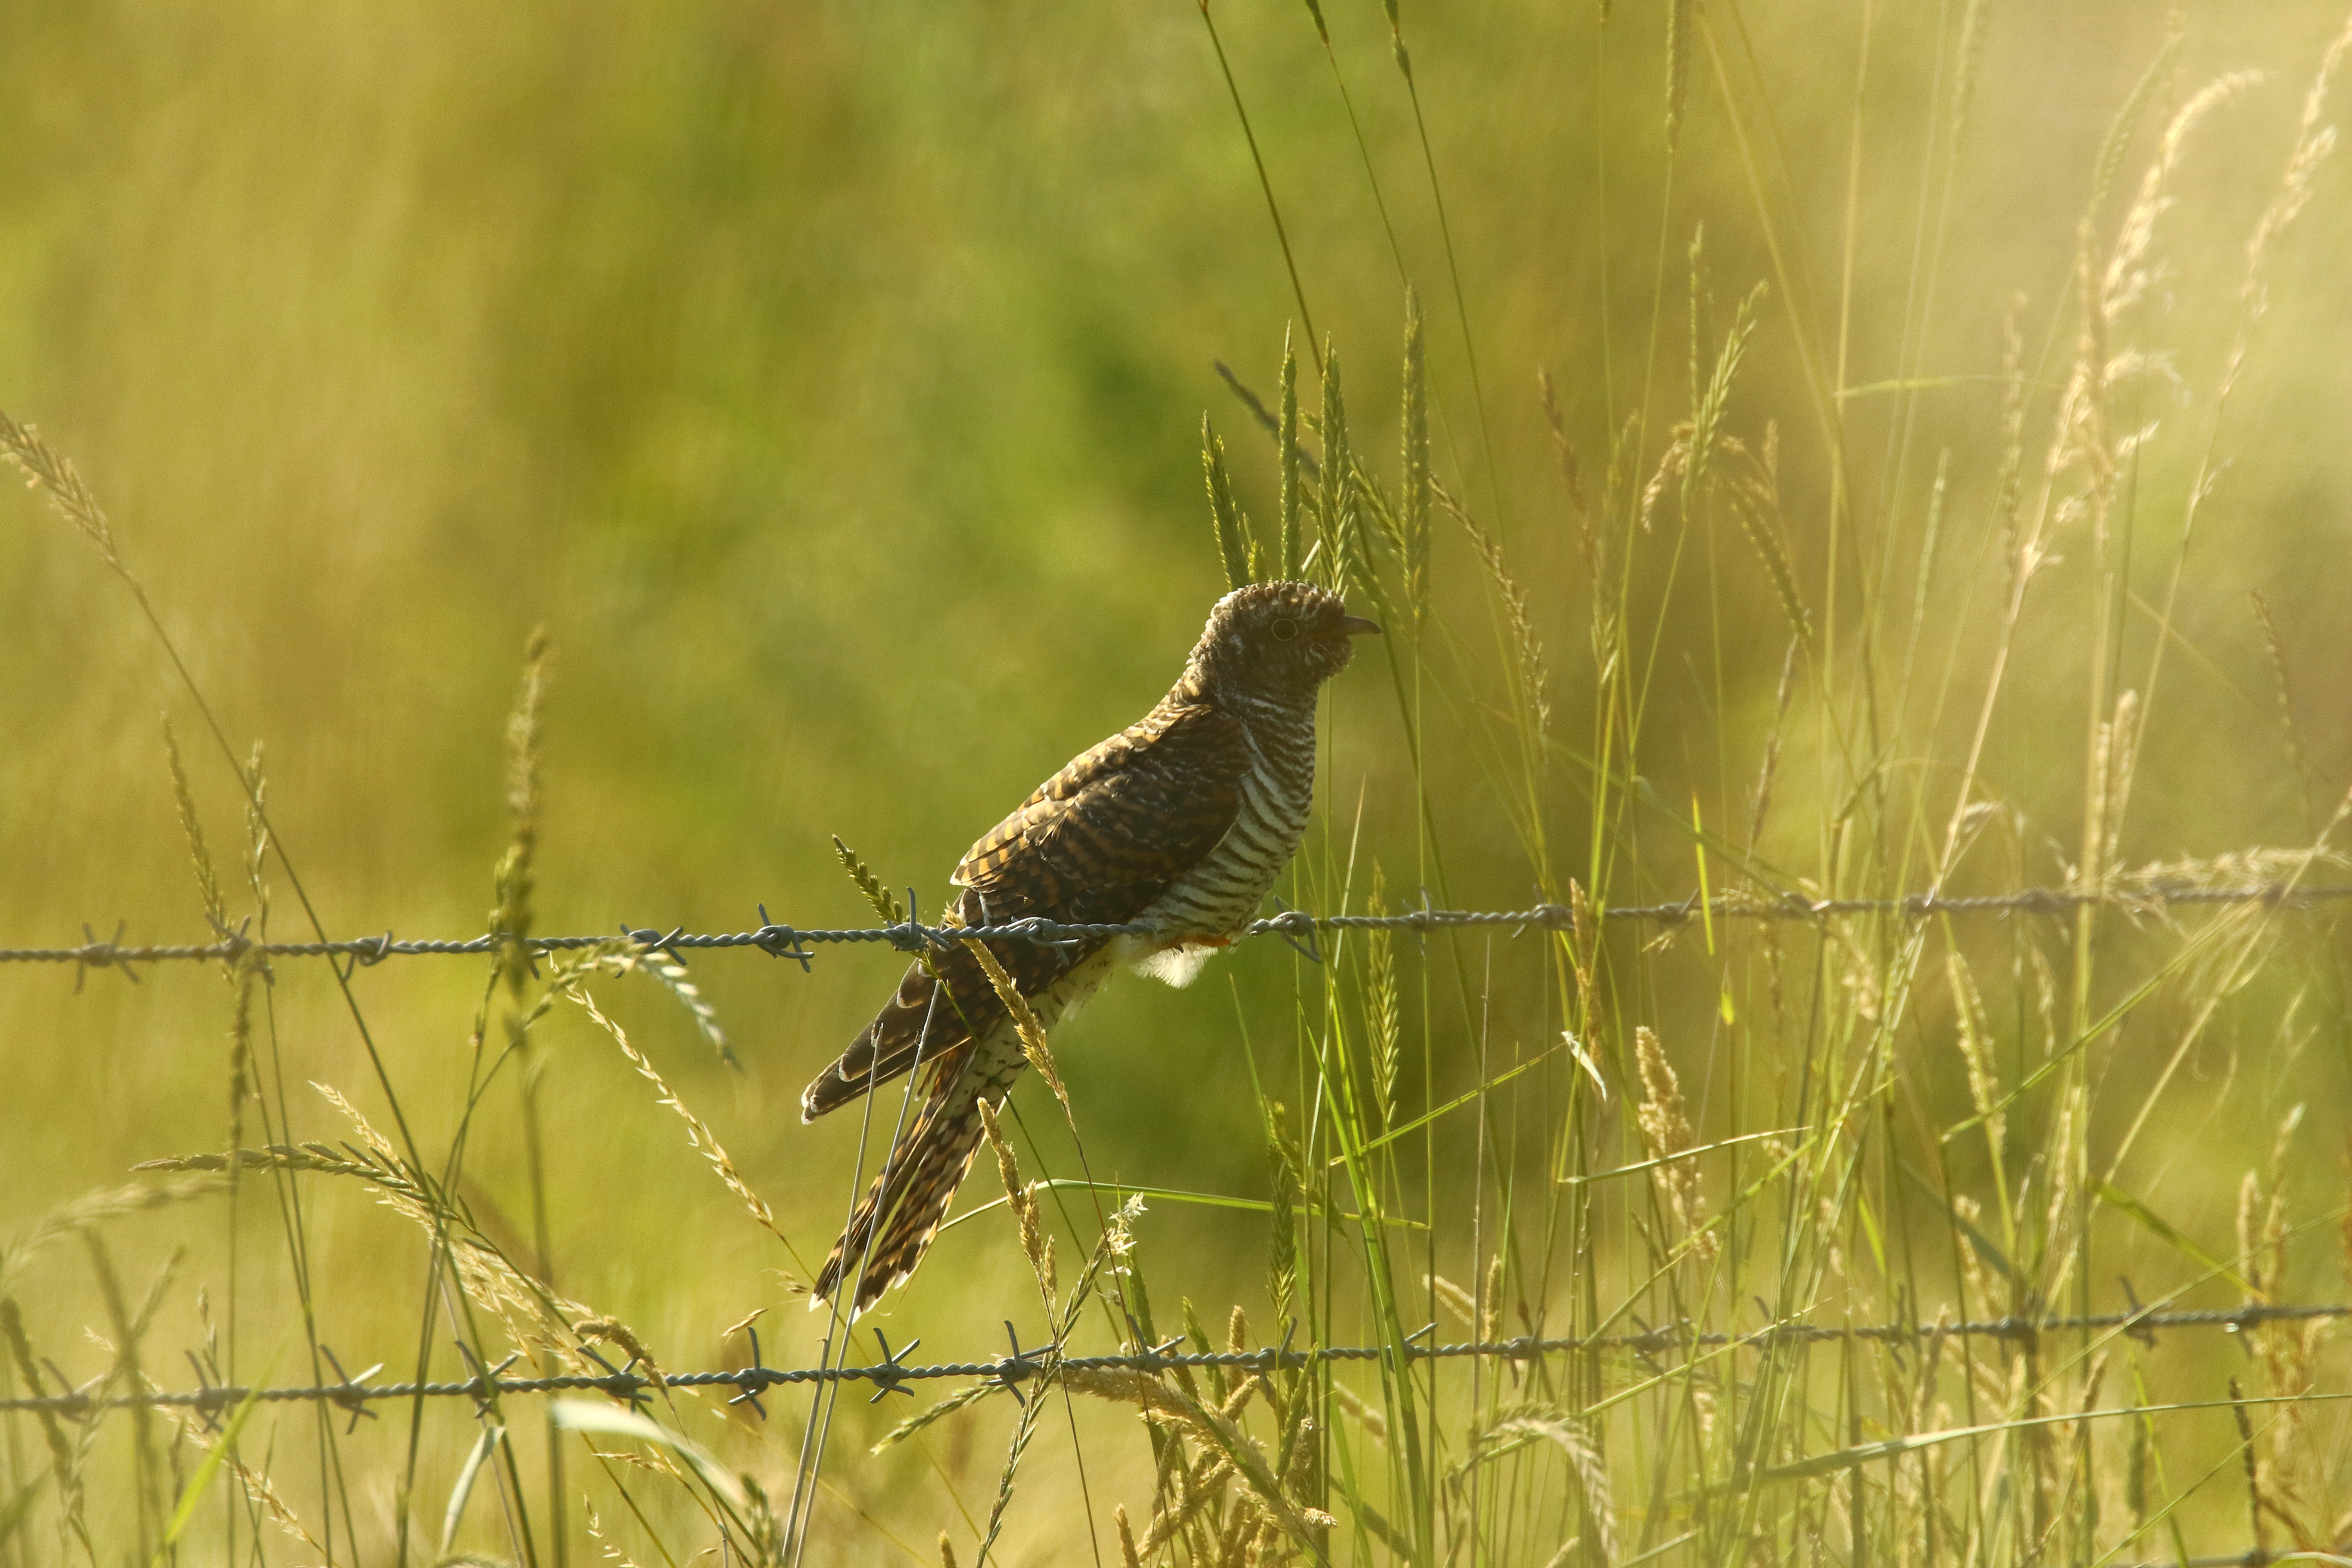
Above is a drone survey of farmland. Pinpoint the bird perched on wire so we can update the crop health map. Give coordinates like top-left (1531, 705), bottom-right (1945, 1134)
top-left (802, 579), bottom-right (1380, 1315)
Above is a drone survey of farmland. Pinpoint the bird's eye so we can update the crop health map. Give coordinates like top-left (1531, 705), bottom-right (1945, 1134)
top-left (1271, 618), bottom-right (1299, 643)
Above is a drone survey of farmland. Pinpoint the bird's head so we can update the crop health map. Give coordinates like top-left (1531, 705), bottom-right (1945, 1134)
top-left (1187, 579), bottom-right (1381, 705)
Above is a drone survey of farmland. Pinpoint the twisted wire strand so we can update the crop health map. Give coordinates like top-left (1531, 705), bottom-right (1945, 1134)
top-left (6, 880), bottom-right (2349, 972)
top-left (5, 1302), bottom-right (2342, 1417)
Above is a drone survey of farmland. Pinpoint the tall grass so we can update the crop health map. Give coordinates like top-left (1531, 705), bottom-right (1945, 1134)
top-left (7, 3), bottom-right (2352, 1565)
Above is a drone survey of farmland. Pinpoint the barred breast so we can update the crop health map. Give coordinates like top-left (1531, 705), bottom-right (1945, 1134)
top-left (1130, 695), bottom-right (1317, 986)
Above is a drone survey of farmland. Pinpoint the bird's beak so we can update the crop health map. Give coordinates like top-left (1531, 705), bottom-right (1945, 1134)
top-left (1330, 614), bottom-right (1384, 638)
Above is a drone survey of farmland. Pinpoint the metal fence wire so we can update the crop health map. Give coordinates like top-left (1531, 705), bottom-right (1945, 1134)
top-left (5, 1303), bottom-right (2346, 1419)
top-left (7, 873), bottom-right (2348, 1536)
top-left (3, 878), bottom-right (2349, 981)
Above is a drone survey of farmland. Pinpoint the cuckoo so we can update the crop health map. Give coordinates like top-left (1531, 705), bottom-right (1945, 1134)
top-left (802, 579), bottom-right (1380, 1314)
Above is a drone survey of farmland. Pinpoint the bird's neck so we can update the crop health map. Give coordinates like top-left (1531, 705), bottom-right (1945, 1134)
top-left (1169, 671), bottom-right (1318, 735)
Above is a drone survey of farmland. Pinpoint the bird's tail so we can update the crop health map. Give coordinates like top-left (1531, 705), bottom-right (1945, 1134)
top-left (812, 1050), bottom-right (1017, 1316)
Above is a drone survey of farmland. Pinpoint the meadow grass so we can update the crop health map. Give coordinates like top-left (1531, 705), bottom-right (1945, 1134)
top-left (8, 3), bottom-right (2352, 1565)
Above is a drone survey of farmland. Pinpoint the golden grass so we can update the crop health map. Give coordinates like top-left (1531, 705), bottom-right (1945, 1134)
top-left (7, 3), bottom-right (2352, 1564)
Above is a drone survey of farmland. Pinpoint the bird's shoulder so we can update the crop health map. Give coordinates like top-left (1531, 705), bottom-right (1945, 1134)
top-left (950, 698), bottom-right (1248, 907)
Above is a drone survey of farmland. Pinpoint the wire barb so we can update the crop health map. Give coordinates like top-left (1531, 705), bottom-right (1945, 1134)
top-left (864, 1331), bottom-right (920, 1403)
top-left (71, 920), bottom-right (141, 992)
top-left (753, 904), bottom-right (815, 971)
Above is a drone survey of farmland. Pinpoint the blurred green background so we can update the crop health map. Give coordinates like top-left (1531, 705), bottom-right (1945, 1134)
top-left (6, 0), bottom-right (2352, 1557)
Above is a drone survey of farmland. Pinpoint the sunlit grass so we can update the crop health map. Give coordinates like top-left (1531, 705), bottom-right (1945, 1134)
top-left (8, 3), bottom-right (2352, 1565)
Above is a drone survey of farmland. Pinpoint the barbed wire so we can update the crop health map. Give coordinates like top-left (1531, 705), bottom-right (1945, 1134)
top-left (6, 879), bottom-right (2349, 981)
top-left (5, 1301), bottom-right (2343, 1418)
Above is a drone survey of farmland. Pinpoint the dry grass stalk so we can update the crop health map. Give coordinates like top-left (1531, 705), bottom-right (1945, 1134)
top-left (2225, 14), bottom-right (2352, 401)
top-left (1537, 368), bottom-right (1596, 585)
top-left (573, 1317), bottom-right (667, 1390)
top-left (141, 1145), bottom-right (397, 1182)
top-left (1749, 635), bottom-right (1801, 847)
top-left (963, 939), bottom-right (1069, 1114)
top-left (1426, 1273), bottom-right (1478, 1332)
top-left (1567, 881), bottom-right (1598, 1026)
top-left (165, 1408), bottom-right (324, 1553)
top-left (1213, 1492), bottom-right (1258, 1567)
top-left (1633, 1027), bottom-right (1716, 1263)
top-left (494, 628), bottom-right (549, 999)
top-left (831, 834), bottom-right (908, 926)
top-left (870, 1375), bottom-right (999, 1453)
top-left (1440, 481), bottom-right (1551, 747)
top-left (977, 1100), bottom-right (1053, 1308)
top-left (2079, 690), bottom-right (2141, 890)
top-left (1058, 1363), bottom-right (1328, 1551)
top-left (0, 1295), bottom-right (85, 1546)
top-left (2103, 73), bottom-right (2264, 318)
top-left (300, 1084), bottom-right (600, 1365)
top-left (83, 1232), bottom-right (176, 1542)
top-left (1398, 285), bottom-right (1430, 623)
top-left (1488, 1412), bottom-right (1615, 1563)
top-left (582, 1501), bottom-right (644, 1568)
top-left (2040, 1083), bottom-right (2086, 1305)
top-left (0, 1176), bottom-right (222, 1293)
top-left (1329, 1379), bottom-right (1387, 1446)
top-left (1365, 866), bottom-right (1402, 1126)
top-left (161, 720), bottom-right (227, 934)
top-left (2050, 71), bottom-right (2261, 554)
top-left (2230, 1375), bottom-right (2272, 1559)
top-left (1720, 426), bottom-right (1813, 645)
top-left (570, 988), bottom-right (795, 1270)
top-left (642, 948), bottom-right (736, 1067)
top-left (0, 408), bottom-right (119, 570)
top-left (2236, 1108), bottom-right (2329, 1547)
top-left (1946, 953), bottom-right (2005, 1151)
top-left (1265, 1108), bottom-right (1298, 1323)
top-left (1142, 1452), bottom-right (1237, 1559)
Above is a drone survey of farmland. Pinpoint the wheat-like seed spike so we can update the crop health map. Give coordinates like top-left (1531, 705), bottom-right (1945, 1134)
top-left (1633, 1027), bottom-right (1715, 1264)
top-left (830, 834), bottom-right (906, 925)
top-left (160, 720), bottom-right (226, 933)
top-left (570, 990), bottom-right (792, 1261)
top-left (2, 1176), bottom-right (224, 1295)
top-left (1398, 286), bottom-right (1430, 624)
top-left (871, 1377), bottom-right (1002, 1453)
top-left (976, 1100), bottom-right (1051, 1310)
top-left (582, 1501), bottom-right (646, 1568)
top-left (1330, 1380), bottom-right (1387, 1445)
top-left (1946, 954), bottom-right (2005, 1150)
top-left (1489, 1411), bottom-right (1616, 1562)
top-left (1201, 415), bottom-right (1255, 591)
top-left (493, 631), bottom-right (549, 998)
top-left (573, 1317), bottom-right (667, 1390)
top-left (962, 938), bottom-right (1067, 1113)
top-left (1439, 483), bottom-right (1552, 746)
top-left (1426, 1273), bottom-right (1478, 1332)
top-left (1057, 1364), bottom-right (1323, 1552)
top-left (0, 408), bottom-right (117, 566)
top-left (167, 1409), bottom-right (323, 1552)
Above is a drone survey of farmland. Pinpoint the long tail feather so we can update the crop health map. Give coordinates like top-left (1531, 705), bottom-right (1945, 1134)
top-left (813, 1040), bottom-right (1026, 1315)
top-left (800, 953), bottom-right (990, 1121)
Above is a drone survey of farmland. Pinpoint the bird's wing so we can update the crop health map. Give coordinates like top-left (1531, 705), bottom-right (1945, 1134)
top-left (953, 701), bottom-right (1248, 917)
top-left (798, 701), bottom-right (1246, 1123)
